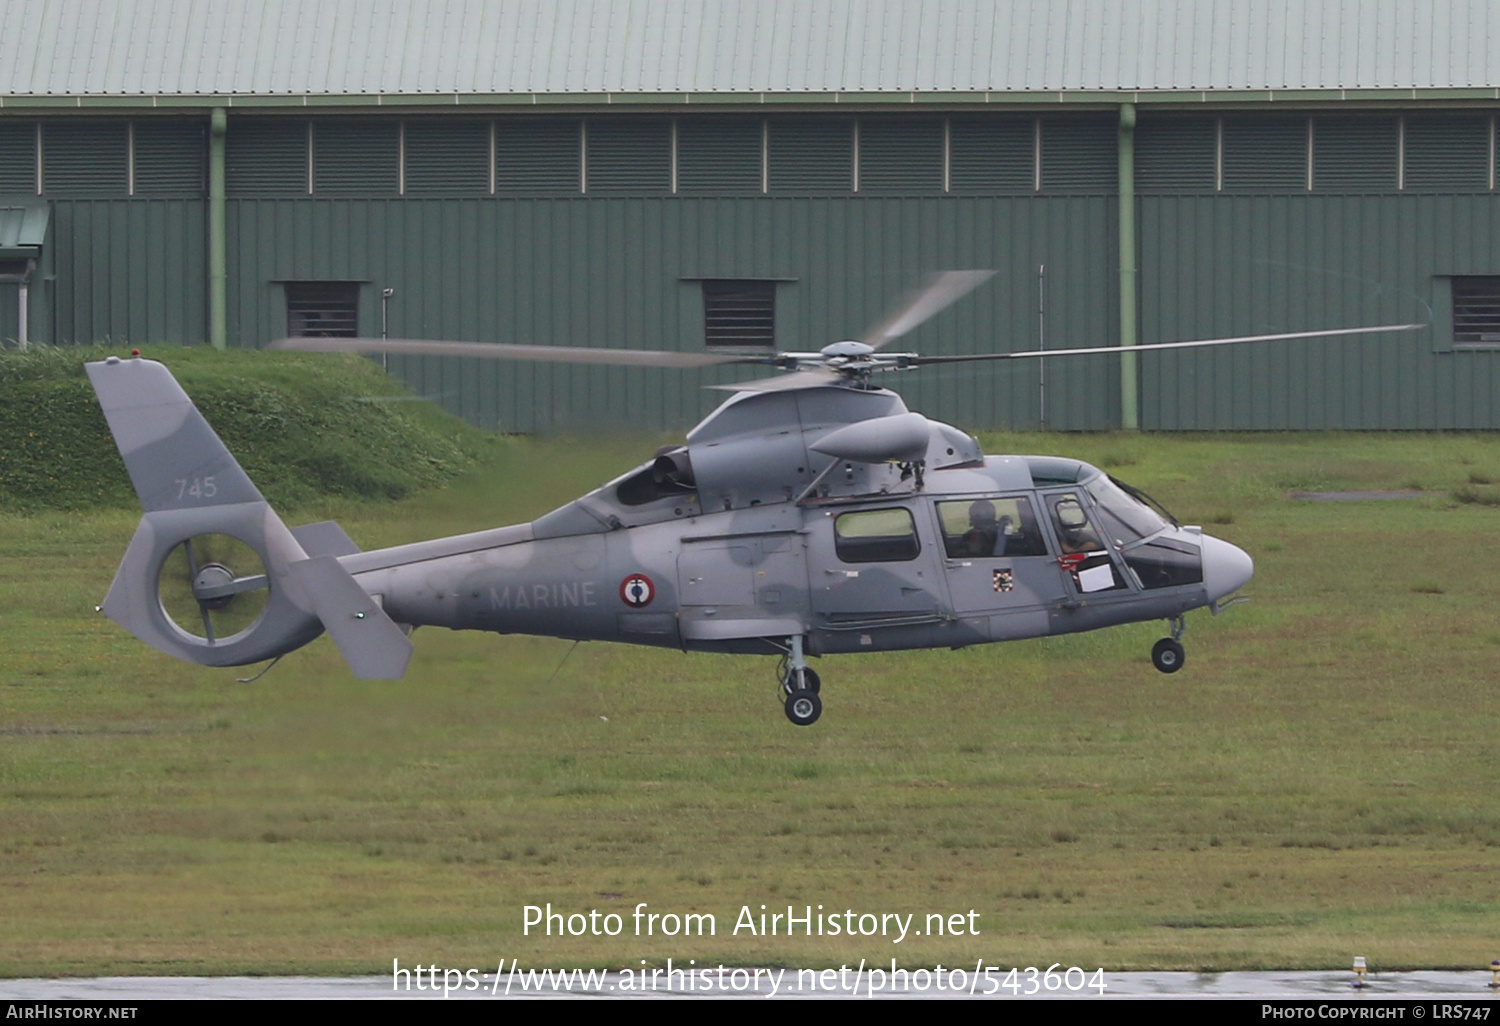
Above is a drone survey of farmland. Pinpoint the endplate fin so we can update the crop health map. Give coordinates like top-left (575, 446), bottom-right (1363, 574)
top-left (286, 556), bottom-right (413, 680)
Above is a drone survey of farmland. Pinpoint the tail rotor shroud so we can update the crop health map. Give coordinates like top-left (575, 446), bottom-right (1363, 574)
top-left (157, 532), bottom-right (269, 644)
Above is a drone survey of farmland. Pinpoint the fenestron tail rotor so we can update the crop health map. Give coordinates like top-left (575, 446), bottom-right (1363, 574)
top-left (157, 533), bottom-right (269, 643)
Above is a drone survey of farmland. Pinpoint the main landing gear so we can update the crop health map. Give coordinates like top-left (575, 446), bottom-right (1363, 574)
top-left (1151, 615), bottom-right (1186, 673)
top-left (778, 636), bottom-right (822, 726)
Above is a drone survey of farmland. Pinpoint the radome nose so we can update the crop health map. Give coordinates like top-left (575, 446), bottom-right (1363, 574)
top-left (1201, 535), bottom-right (1253, 601)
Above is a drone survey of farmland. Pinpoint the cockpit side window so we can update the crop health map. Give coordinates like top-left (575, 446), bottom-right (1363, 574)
top-left (1047, 492), bottom-right (1129, 593)
top-left (937, 497), bottom-right (1048, 558)
top-left (1047, 494), bottom-right (1105, 554)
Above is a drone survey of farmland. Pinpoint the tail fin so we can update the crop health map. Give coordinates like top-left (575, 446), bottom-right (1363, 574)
top-left (88, 356), bottom-right (411, 678)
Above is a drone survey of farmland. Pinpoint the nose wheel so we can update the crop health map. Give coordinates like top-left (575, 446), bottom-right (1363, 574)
top-left (784, 687), bottom-right (822, 726)
top-left (1151, 616), bottom-right (1186, 673)
top-left (1151, 637), bottom-right (1185, 673)
top-left (777, 636), bottom-right (822, 725)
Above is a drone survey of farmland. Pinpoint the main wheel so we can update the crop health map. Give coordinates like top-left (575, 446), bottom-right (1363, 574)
top-left (784, 690), bottom-right (822, 726)
top-left (1151, 637), bottom-right (1185, 674)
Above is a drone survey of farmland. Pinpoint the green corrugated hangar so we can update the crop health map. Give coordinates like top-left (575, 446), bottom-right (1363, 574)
top-left (2, 0), bottom-right (1499, 431)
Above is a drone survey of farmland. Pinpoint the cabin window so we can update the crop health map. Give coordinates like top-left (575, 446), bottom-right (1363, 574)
top-left (936, 497), bottom-right (1048, 558)
top-left (833, 508), bottom-right (920, 563)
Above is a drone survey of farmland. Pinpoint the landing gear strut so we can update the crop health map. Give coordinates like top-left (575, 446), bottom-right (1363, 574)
top-left (1151, 615), bottom-right (1186, 674)
top-left (778, 635), bottom-right (822, 726)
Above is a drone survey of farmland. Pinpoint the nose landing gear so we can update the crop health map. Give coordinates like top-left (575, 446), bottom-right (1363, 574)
top-left (1151, 615), bottom-right (1186, 673)
top-left (778, 636), bottom-right (822, 725)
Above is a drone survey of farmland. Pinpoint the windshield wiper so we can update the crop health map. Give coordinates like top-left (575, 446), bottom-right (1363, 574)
top-left (1108, 475), bottom-right (1180, 528)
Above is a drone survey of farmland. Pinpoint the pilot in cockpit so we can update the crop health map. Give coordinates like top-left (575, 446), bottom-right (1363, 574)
top-left (961, 500), bottom-right (1007, 556)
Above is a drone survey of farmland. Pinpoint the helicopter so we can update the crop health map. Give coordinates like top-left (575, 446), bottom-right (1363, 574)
top-left (87, 272), bottom-right (1417, 725)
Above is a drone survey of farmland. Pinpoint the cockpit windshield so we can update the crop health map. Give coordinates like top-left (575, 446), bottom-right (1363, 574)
top-left (1083, 474), bottom-right (1168, 546)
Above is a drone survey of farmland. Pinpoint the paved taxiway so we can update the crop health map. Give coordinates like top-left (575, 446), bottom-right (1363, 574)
top-left (3, 971), bottom-right (1498, 999)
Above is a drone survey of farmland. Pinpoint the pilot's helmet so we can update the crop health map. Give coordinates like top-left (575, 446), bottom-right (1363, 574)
top-left (968, 500), bottom-right (997, 528)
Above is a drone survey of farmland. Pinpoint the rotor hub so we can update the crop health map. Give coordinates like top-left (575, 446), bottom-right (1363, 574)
top-left (820, 340), bottom-right (876, 360)
top-left (192, 563), bottom-right (236, 610)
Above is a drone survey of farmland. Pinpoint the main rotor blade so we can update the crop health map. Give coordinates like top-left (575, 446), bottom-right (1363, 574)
top-left (861, 270), bottom-right (995, 350)
top-left (911, 322), bottom-right (1427, 365)
top-left (272, 337), bottom-right (770, 369)
top-left (708, 369), bottom-right (844, 392)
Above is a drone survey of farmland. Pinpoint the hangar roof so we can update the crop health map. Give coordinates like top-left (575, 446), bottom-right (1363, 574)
top-left (2, 0), bottom-right (1498, 107)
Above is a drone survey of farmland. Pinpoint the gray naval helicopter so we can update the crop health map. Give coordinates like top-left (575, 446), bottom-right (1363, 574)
top-left (88, 272), bottom-right (1414, 725)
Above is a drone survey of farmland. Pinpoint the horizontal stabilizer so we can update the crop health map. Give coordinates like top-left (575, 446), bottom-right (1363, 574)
top-left (291, 521), bottom-right (362, 558)
top-left (286, 555), bottom-right (413, 680)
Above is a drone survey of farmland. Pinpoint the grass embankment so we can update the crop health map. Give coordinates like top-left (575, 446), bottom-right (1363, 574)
top-left (1, 368), bottom-right (1498, 976)
top-left (0, 344), bottom-right (501, 511)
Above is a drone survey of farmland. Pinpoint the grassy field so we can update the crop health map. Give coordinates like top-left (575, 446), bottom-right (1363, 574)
top-left (3, 426), bottom-right (1499, 976)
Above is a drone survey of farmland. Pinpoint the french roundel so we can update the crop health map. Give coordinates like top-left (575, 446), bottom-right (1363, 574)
top-left (620, 573), bottom-right (655, 608)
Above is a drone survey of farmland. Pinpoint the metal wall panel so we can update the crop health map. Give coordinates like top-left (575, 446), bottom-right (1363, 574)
top-left (1223, 117), bottom-right (1307, 192)
top-left (29, 123), bottom-right (1500, 433)
top-left (45, 199), bottom-right (208, 345)
top-left (1040, 116), bottom-right (1117, 194)
top-left (1405, 115), bottom-right (1491, 191)
top-left (227, 120), bottom-right (308, 197)
top-left (1313, 116), bottom-right (1398, 192)
top-left (768, 119), bottom-right (853, 195)
top-left (858, 117), bottom-right (944, 195)
top-left (1136, 117), bottom-right (1215, 192)
top-left (948, 116), bottom-right (1033, 195)
top-left (0, 285), bottom-right (17, 343)
top-left (1137, 193), bottom-right (1500, 429)
top-left (676, 118), bottom-right (763, 196)
top-left (133, 119), bottom-right (205, 196)
top-left (0, 121), bottom-right (36, 194)
top-left (403, 119), bottom-right (489, 196)
top-left (43, 122), bottom-right (128, 197)
top-left (314, 120), bottom-right (400, 197)
top-left (494, 118), bottom-right (579, 196)
top-left (585, 118), bottom-right (672, 195)
top-left (222, 195), bottom-right (1119, 432)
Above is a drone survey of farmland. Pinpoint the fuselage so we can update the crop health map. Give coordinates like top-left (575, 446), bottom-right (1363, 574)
top-left (346, 436), bottom-right (1251, 659)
